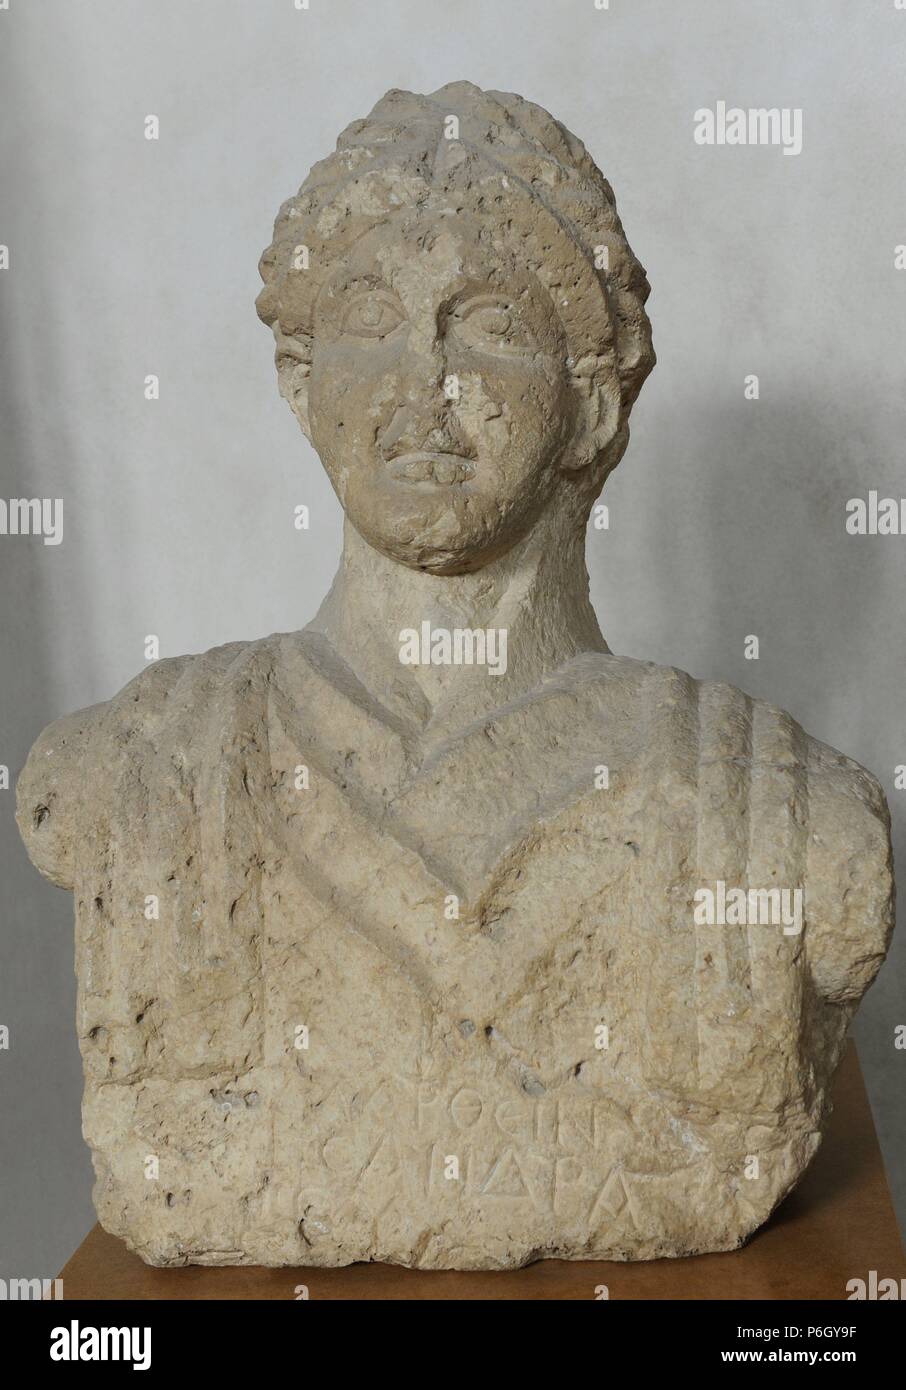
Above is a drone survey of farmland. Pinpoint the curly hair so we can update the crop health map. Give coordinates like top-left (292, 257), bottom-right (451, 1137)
top-left (257, 81), bottom-right (654, 473)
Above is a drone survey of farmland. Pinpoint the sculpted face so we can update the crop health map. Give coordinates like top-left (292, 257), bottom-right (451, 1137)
top-left (307, 212), bottom-right (579, 574)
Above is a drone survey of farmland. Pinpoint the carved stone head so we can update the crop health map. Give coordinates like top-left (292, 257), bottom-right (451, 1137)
top-left (257, 81), bottom-right (655, 574)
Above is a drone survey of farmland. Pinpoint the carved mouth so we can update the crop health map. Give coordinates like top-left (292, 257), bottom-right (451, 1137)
top-left (387, 452), bottom-right (476, 485)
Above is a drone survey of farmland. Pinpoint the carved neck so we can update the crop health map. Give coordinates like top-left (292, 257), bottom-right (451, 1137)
top-left (307, 510), bottom-right (607, 733)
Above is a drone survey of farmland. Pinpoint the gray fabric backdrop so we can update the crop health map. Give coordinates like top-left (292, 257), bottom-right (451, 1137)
top-left (1, 0), bottom-right (904, 1281)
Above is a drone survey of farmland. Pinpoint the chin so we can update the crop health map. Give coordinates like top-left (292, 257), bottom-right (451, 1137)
top-left (344, 477), bottom-right (539, 574)
top-left (359, 522), bottom-right (528, 576)
top-left (356, 529), bottom-right (487, 575)
top-left (399, 548), bottom-right (492, 576)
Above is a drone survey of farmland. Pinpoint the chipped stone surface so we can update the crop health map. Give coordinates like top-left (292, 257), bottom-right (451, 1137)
top-left (17, 84), bottom-right (894, 1269)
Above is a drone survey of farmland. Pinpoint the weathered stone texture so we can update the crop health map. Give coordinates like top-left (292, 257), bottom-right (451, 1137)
top-left (17, 83), bottom-right (893, 1268)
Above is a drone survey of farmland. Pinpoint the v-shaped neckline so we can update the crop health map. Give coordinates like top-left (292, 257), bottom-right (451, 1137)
top-left (288, 628), bottom-right (627, 778)
top-left (261, 631), bottom-right (645, 904)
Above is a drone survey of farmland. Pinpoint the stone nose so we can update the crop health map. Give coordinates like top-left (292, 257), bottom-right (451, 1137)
top-left (378, 326), bottom-right (475, 461)
top-left (397, 327), bottom-right (447, 397)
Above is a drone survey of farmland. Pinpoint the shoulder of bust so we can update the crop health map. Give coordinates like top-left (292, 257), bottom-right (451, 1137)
top-left (680, 669), bottom-right (893, 1002)
top-left (612, 661), bottom-right (892, 1002)
top-left (16, 698), bottom-right (110, 888)
top-left (15, 637), bottom-right (278, 889)
top-left (798, 728), bottom-right (893, 1001)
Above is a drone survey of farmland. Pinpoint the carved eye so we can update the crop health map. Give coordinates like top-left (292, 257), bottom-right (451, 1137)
top-left (468, 303), bottom-right (512, 336)
top-left (450, 295), bottom-right (530, 352)
top-left (340, 290), bottom-right (407, 340)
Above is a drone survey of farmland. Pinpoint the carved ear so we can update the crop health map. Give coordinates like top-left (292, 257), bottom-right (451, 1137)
top-left (274, 332), bottom-right (313, 442)
top-left (562, 355), bottom-right (622, 475)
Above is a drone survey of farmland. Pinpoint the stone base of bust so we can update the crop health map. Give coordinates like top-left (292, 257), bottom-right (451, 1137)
top-left (17, 635), bottom-right (892, 1268)
top-left (89, 1063), bottom-right (818, 1270)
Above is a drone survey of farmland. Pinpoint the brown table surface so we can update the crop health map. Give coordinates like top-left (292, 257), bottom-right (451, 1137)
top-left (58, 1043), bottom-right (904, 1300)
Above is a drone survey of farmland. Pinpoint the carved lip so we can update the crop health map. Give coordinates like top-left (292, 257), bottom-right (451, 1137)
top-left (386, 451), bottom-right (476, 485)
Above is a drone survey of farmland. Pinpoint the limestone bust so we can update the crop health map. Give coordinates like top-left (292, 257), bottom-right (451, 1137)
top-left (18, 83), bottom-right (893, 1269)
